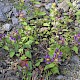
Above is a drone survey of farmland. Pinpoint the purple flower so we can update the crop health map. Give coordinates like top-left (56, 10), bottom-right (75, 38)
top-left (74, 33), bottom-right (80, 45)
top-left (53, 53), bottom-right (56, 58)
top-left (44, 54), bottom-right (51, 64)
top-left (58, 36), bottom-right (65, 45)
top-left (52, 49), bottom-right (63, 63)
top-left (0, 34), bottom-right (3, 40)
top-left (10, 36), bottom-right (16, 42)
top-left (17, 35), bottom-right (21, 39)
top-left (0, 33), bottom-right (6, 41)
top-left (25, 64), bottom-right (28, 67)
top-left (55, 48), bottom-right (62, 56)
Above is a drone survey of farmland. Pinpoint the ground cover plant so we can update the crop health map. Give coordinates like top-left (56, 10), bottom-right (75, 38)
top-left (0, 0), bottom-right (80, 80)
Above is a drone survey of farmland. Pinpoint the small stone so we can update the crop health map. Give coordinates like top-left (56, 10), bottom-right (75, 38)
top-left (55, 75), bottom-right (64, 80)
top-left (0, 9), bottom-right (7, 22)
top-left (71, 56), bottom-right (79, 64)
top-left (6, 76), bottom-right (19, 80)
top-left (39, 27), bottom-right (48, 32)
top-left (45, 3), bottom-right (52, 10)
top-left (2, 5), bottom-right (12, 13)
top-left (12, 7), bottom-right (19, 17)
top-left (2, 23), bottom-right (12, 31)
top-left (0, 2), bottom-right (4, 9)
top-left (0, 73), bottom-right (4, 80)
top-left (12, 17), bottom-right (18, 25)
top-left (58, 0), bottom-right (69, 12)
top-left (0, 61), bottom-right (7, 69)
top-left (77, 1), bottom-right (80, 9)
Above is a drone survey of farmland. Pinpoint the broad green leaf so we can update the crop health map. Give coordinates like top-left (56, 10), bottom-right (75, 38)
top-left (43, 23), bottom-right (50, 26)
top-left (28, 61), bottom-right (32, 70)
top-left (18, 48), bottom-right (23, 53)
top-left (27, 26), bottom-right (32, 30)
top-left (23, 26), bottom-right (32, 31)
top-left (22, 22), bottom-right (27, 26)
top-left (25, 51), bottom-right (32, 58)
top-left (10, 51), bottom-right (15, 57)
top-left (24, 43), bottom-right (31, 48)
top-left (3, 46), bottom-right (9, 50)
top-left (48, 48), bottom-right (54, 58)
top-left (67, 1), bottom-right (73, 7)
top-left (5, 38), bottom-right (11, 43)
top-left (27, 71), bottom-right (32, 76)
top-left (0, 42), bottom-right (3, 47)
top-left (60, 46), bottom-right (70, 54)
top-left (44, 63), bottom-right (55, 70)
top-left (39, 11), bottom-right (46, 16)
top-left (16, 53), bottom-right (20, 57)
top-left (26, 40), bottom-right (33, 45)
top-left (20, 55), bottom-right (26, 60)
top-left (35, 58), bottom-right (43, 66)
top-left (75, 11), bottom-right (80, 16)
top-left (21, 37), bottom-right (27, 41)
top-left (14, 43), bottom-right (19, 51)
top-left (51, 66), bottom-right (59, 74)
top-left (62, 29), bottom-right (68, 32)
top-left (34, 1), bottom-right (40, 4)
top-left (72, 46), bottom-right (78, 54)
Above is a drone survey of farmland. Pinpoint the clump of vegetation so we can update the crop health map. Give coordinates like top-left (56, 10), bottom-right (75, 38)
top-left (0, 0), bottom-right (80, 80)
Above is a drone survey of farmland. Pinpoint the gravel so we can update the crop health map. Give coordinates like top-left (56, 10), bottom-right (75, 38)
top-left (0, 9), bottom-right (7, 22)
top-left (2, 23), bottom-right (12, 31)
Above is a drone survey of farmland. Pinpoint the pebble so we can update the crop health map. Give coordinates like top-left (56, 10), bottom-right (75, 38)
top-left (0, 9), bottom-right (7, 22)
top-left (2, 23), bottom-right (12, 31)
top-left (12, 17), bottom-right (18, 25)
top-left (2, 5), bottom-right (12, 13)
top-left (6, 76), bottom-right (19, 80)
top-left (45, 3), bottom-right (52, 10)
top-left (0, 2), bottom-right (4, 9)
top-left (55, 75), bottom-right (64, 80)
top-left (71, 55), bottom-right (79, 64)
top-left (58, 0), bottom-right (69, 12)
top-left (77, 1), bottom-right (80, 9)
top-left (0, 73), bottom-right (4, 80)
top-left (12, 7), bottom-right (19, 17)
top-left (0, 61), bottom-right (7, 69)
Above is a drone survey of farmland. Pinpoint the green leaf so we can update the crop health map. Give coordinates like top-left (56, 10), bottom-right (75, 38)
top-left (0, 42), bottom-right (3, 47)
top-left (24, 43), bottom-right (31, 48)
top-left (39, 11), bottom-right (46, 16)
top-left (16, 53), bottom-right (20, 57)
top-left (21, 37), bottom-right (27, 42)
top-left (67, 1), bottom-right (73, 7)
top-left (62, 29), bottom-right (68, 32)
top-left (60, 46), bottom-right (70, 54)
top-left (22, 22), bottom-right (27, 26)
top-left (18, 48), bottom-right (23, 53)
top-left (75, 11), bottom-right (80, 16)
top-left (10, 51), bottom-right (15, 57)
top-left (43, 23), bottom-right (50, 26)
top-left (25, 51), bottom-right (32, 58)
top-left (72, 46), bottom-right (78, 54)
top-left (27, 71), bottom-right (32, 76)
top-left (51, 66), bottom-right (59, 74)
top-left (44, 63), bottom-right (55, 70)
top-left (26, 40), bottom-right (33, 45)
top-left (3, 46), bottom-right (9, 50)
top-left (48, 48), bottom-right (54, 58)
top-left (14, 43), bottom-right (19, 51)
top-left (20, 55), bottom-right (26, 60)
top-left (34, 1), bottom-right (40, 4)
top-left (28, 61), bottom-right (32, 70)
top-left (35, 58), bottom-right (43, 66)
